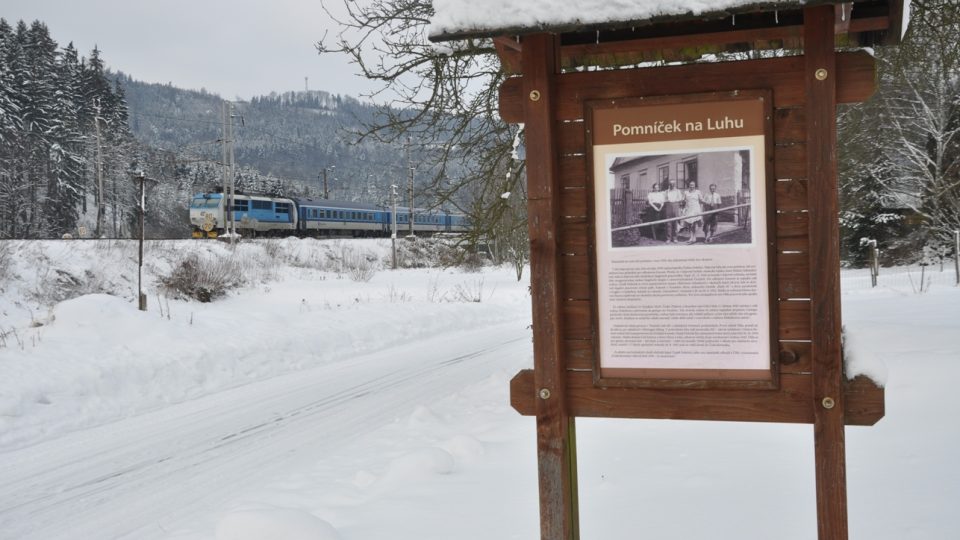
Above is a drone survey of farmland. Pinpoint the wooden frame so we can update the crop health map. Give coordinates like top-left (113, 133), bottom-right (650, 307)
top-left (505, 44), bottom-right (884, 424)
top-left (583, 90), bottom-right (781, 390)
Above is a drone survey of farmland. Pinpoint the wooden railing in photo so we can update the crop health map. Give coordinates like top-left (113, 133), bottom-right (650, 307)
top-left (430, 2), bottom-right (906, 539)
top-left (610, 202), bottom-right (750, 233)
top-left (608, 188), bottom-right (642, 227)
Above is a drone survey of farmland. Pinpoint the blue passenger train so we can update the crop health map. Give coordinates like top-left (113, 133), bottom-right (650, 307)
top-left (189, 193), bottom-right (469, 238)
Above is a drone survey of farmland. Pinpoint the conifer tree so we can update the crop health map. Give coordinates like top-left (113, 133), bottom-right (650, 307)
top-left (0, 21), bottom-right (136, 238)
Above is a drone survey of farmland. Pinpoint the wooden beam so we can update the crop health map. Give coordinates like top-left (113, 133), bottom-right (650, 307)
top-left (885, 0), bottom-right (907, 46)
top-left (834, 3), bottom-right (853, 34)
top-left (493, 36), bottom-right (523, 75)
top-left (487, 10), bottom-right (892, 74)
top-left (510, 370), bottom-right (884, 425)
top-left (498, 51), bottom-right (877, 123)
top-left (559, 24), bottom-right (804, 66)
top-left (495, 35), bottom-right (522, 52)
top-left (805, 6), bottom-right (849, 540)
top-left (521, 33), bottom-right (580, 540)
top-left (847, 15), bottom-right (890, 33)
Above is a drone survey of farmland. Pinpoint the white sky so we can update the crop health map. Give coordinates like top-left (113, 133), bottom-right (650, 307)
top-left (1, 0), bottom-right (378, 101)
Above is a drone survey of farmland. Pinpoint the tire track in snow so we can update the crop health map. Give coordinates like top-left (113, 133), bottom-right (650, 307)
top-left (0, 324), bottom-right (531, 539)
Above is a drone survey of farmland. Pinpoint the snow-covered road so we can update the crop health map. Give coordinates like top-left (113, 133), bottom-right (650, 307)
top-left (0, 322), bottom-right (531, 540)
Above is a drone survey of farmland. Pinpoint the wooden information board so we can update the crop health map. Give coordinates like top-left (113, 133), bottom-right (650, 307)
top-left (505, 42), bottom-right (885, 425)
top-left (473, 3), bottom-right (901, 539)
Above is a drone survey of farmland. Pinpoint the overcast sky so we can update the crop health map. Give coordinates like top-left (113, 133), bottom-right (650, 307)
top-left (1, 0), bottom-right (379, 101)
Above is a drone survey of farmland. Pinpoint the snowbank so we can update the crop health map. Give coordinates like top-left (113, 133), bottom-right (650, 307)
top-left (0, 239), bottom-right (530, 451)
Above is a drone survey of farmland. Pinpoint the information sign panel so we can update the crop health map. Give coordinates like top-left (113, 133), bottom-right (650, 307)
top-left (587, 91), bottom-right (777, 387)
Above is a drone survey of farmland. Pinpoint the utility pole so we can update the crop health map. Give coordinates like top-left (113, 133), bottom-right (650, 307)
top-left (220, 101), bottom-right (237, 243)
top-left (221, 101), bottom-right (229, 232)
top-left (112, 175), bottom-right (118, 236)
top-left (406, 136), bottom-right (415, 237)
top-left (94, 102), bottom-right (105, 237)
top-left (322, 167), bottom-right (331, 199)
top-left (130, 170), bottom-right (153, 311)
top-left (391, 184), bottom-right (398, 269)
top-left (228, 102), bottom-right (237, 243)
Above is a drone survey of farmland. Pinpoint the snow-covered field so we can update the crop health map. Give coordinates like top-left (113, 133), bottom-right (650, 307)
top-left (0, 238), bottom-right (529, 451)
top-left (1, 239), bottom-right (958, 539)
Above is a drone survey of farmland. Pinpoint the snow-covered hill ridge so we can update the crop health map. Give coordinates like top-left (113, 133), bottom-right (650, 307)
top-left (0, 238), bottom-right (530, 451)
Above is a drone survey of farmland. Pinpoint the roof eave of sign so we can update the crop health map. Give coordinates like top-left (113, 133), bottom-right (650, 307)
top-left (427, 0), bottom-right (851, 42)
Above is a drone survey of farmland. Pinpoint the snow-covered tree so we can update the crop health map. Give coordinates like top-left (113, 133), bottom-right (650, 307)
top-left (838, 0), bottom-right (960, 265)
top-left (876, 0), bottom-right (960, 247)
top-left (0, 19), bottom-right (135, 238)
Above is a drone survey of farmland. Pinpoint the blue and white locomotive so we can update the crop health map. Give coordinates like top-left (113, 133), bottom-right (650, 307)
top-left (189, 192), bottom-right (470, 238)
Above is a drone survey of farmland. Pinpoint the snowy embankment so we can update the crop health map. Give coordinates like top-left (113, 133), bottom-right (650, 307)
top-left (0, 238), bottom-right (530, 451)
top-left (167, 277), bottom-right (957, 540)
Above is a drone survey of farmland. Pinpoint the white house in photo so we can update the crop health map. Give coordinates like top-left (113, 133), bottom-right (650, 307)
top-left (609, 149), bottom-right (750, 206)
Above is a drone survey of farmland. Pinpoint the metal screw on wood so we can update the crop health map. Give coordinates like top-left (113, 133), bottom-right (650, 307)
top-left (779, 349), bottom-right (798, 365)
top-left (815, 68), bottom-right (829, 81)
top-left (529, 90), bottom-right (541, 102)
top-left (822, 396), bottom-right (836, 409)
top-left (539, 388), bottom-right (551, 400)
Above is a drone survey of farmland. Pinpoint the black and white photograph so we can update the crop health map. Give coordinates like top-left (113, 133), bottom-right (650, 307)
top-left (607, 148), bottom-right (754, 248)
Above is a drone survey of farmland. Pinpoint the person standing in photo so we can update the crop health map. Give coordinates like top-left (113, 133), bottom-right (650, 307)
top-left (645, 182), bottom-right (664, 240)
top-left (682, 180), bottom-right (704, 244)
top-left (703, 183), bottom-right (723, 243)
top-left (663, 180), bottom-right (683, 243)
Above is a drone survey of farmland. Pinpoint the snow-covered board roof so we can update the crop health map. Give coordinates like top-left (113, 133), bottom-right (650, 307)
top-left (428, 0), bottom-right (900, 42)
top-left (430, 0), bottom-right (811, 40)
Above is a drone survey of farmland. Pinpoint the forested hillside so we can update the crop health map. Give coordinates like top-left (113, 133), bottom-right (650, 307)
top-left (121, 78), bottom-right (439, 206)
top-left (0, 19), bottom-right (450, 240)
top-left (0, 19), bottom-right (131, 239)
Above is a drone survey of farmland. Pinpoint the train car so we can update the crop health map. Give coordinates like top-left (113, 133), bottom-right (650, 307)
top-left (293, 198), bottom-right (388, 237)
top-left (395, 208), bottom-right (441, 234)
top-left (190, 192), bottom-right (470, 239)
top-left (447, 213), bottom-right (470, 233)
top-left (394, 208), bottom-right (469, 235)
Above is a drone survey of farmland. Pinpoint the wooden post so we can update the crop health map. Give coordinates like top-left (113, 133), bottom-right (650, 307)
top-left (521, 33), bottom-right (580, 540)
top-left (954, 230), bottom-right (959, 286)
top-left (137, 174), bottom-right (147, 311)
top-left (868, 241), bottom-right (879, 288)
top-left (804, 6), bottom-right (848, 540)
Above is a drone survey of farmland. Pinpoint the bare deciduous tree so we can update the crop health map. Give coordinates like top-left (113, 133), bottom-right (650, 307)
top-left (876, 0), bottom-right (960, 245)
top-left (317, 0), bottom-right (527, 253)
